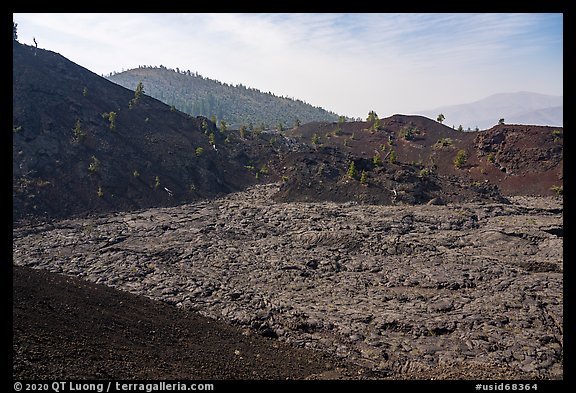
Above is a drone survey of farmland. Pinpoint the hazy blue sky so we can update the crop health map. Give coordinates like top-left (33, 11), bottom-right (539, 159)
top-left (13, 13), bottom-right (563, 119)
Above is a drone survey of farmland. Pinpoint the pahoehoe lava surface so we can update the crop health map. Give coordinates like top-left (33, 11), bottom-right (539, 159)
top-left (13, 184), bottom-right (563, 380)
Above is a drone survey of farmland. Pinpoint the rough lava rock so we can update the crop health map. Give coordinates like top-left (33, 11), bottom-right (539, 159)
top-left (13, 183), bottom-right (563, 379)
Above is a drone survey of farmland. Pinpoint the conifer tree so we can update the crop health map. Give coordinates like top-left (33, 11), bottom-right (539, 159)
top-left (347, 161), bottom-right (358, 179)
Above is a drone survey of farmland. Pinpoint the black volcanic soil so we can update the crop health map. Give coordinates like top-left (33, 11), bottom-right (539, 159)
top-left (13, 265), bottom-right (378, 380)
top-left (12, 42), bottom-right (282, 224)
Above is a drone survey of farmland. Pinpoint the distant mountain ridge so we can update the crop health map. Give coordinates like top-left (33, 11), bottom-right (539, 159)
top-left (414, 92), bottom-right (563, 130)
top-left (107, 66), bottom-right (341, 128)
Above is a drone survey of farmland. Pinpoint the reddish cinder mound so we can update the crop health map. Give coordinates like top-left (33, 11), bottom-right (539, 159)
top-left (279, 115), bottom-right (562, 203)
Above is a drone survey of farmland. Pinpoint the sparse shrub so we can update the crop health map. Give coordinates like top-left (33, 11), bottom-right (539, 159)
top-left (201, 119), bottom-right (209, 133)
top-left (219, 120), bottom-right (227, 133)
top-left (311, 133), bottom-right (320, 145)
top-left (380, 144), bottom-right (387, 152)
top-left (195, 147), bottom-right (204, 157)
top-left (419, 168), bottom-right (430, 177)
top-left (97, 186), bottom-right (104, 198)
top-left (333, 126), bottom-right (342, 136)
top-left (389, 149), bottom-right (396, 164)
top-left (154, 176), bottom-right (160, 189)
top-left (208, 132), bottom-right (216, 146)
top-left (108, 111), bottom-right (117, 130)
top-left (365, 111), bottom-right (382, 131)
top-left (239, 125), bottom-right (247, 139)
top-left (367, 110), bottom-right (378, 123)
top-left (552, 129), bottom-right (562, 143)
top-left (338, 115), bottom-right (346, 124)
top-left (550, 185), bottom-right (563, 196)
top-left (373, 152), bottom-right (382, 167)
top-left (281, 175), bottom-right (289, 183)
top-left (453, 149), bottom-right (467, 169)
top-left (399, 126), bottom-right (416, 141)
top-left (88, 156), bottom-right (100, 173)
top-left (435, 138), bottom-right (452, 149)
top-left (259, 165), bottom-right (269, 175)
top-left (457, 125), bottom-right (464, 132)
top-left (372, 117), bottom-right (381, 131)
top-left (437, 113), bottom-right (445, 124)
top-left (129, 81), bottom-right (144, 109)
top-left (83, 87), bottom-right (88, 97)
top-left (72, 119), bottom-right (85, 142)
top-left (487, 153), bottom-right (495, 163)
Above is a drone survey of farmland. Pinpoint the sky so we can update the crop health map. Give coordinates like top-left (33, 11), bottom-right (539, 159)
top-left (13, 13), bottom-right (563, 119)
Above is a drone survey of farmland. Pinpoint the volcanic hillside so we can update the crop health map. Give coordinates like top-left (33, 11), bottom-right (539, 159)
top-left (276, 115), bottom-right (563, 203)
top-left (13, 42), bottom-right (284, 223)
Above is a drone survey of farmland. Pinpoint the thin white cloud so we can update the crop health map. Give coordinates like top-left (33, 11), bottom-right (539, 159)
top-left (13, 13), bottom-right (562, 118)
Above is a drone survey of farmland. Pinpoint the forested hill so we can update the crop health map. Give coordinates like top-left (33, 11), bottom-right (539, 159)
top-left (107, 66), bottom-right (341, 128)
